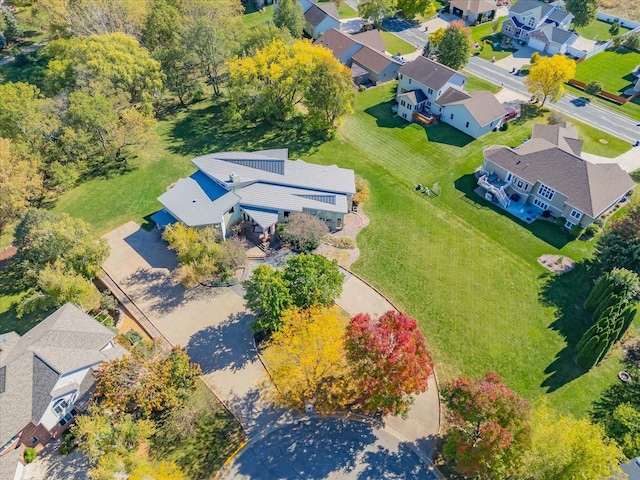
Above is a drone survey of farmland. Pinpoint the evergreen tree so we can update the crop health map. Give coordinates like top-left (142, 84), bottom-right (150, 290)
top-left (2, 11), bottom-right (23, 44)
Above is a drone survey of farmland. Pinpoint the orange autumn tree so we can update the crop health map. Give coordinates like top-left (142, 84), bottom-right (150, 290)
top-left (262, 306), bottom-right (354, 412)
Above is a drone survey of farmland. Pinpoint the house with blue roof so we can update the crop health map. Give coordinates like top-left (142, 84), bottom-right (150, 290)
top-left (151, 149), bottom-right (356, 240)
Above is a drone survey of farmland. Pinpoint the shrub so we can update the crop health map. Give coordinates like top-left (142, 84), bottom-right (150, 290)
top-left (625, 33), bottom-right (640, 51)
top-left (530, 51), bottom-right (541, 64)
top-left (585, 223), bottom-right (599, 237)
top-left (499, 121), bottom-right (509, 131)
top-left (548, 111), bottom-right (565, 125)
top-left (353, 176), bottom-right (370, 206)
top-left (280, 212), bottom-right (329, 252)
top-left (324, 235), bottom-right (356, 249)
top-left (24, 447), bottom-right (37, 463)
top-left (58, 431), bottom-right (77, 455)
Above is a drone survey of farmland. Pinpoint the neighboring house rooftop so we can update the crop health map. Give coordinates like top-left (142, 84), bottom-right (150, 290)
top-left (443, 90), bottom-right (506, 126)
top-left (0, 304), bottom-right (126, 446)
top-left (399, 56), bottom-right (461, 91)
top-left (304, 2), bottom-right (338, 27)
top-left (508, 0), bottom-right (554, 17)
top-left (314, 28), bottom-right (357, 58)
top-left (531, 122), bottom-right (583, 156)
top-left (484, 140), bottom-right (634, 217)
top-left (351, 45), bottom-right (401, 74)
top-left (620, 457), bottom-right (640, 480)
top-left (352, 29), bottom-right (387, 52)
top-left (530, 23), bottom-right (576, 45)
top-left (449, 0), bottom-right (497, 14)
top-left (547, 7), bottom-right (572, 23)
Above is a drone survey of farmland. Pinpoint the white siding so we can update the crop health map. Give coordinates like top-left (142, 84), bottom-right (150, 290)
top-left (442, 104), bottom-right (481, 138)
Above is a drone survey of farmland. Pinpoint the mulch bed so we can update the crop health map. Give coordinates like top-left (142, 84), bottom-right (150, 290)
top-left (537, 254), bottom-right (575, 275)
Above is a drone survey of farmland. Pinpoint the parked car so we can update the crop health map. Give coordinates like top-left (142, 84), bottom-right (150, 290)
top-left (504, 109), bottom-right (518, 121)
top-left (391, 54), bottom-right (407, 65)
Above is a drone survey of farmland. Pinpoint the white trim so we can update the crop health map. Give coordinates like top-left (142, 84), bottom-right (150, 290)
top-left (532, 197), bottom-right (548, 210)
top-left (569, 209), bottom-right (582, 220)
top-left (537, 184), bottom-right (555, 200)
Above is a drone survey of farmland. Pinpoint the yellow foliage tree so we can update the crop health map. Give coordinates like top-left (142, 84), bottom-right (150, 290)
top-left (262, 306), bottom-right (353, 412)
top-left (524, 55), bottom-right (576, 106)
top-left (429, 27), bottom-right (447, 47)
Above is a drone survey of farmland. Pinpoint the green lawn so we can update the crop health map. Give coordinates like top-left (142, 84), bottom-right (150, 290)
top-left (151, 380), bottom-right (244, 479)
top-left (470, 18), bottom-right (518, 61)
top-left (464, 73), bottom-right (501, 93)
top-left (318, 0), bottom-right (358, 18)
top-left (574, 48), bottom-right (640, 95)
top-left (47, 82), bottom-right (634, 418)
top-left (242, 4), bottom-right (274, 29)
top-left (381, 31), bottom-right (417, 55)
top-left (573, 19), bottom-right (631, 41)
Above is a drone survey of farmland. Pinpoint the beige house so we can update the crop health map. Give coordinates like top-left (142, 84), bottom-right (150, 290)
top-left (478, 123), bottom-right (634, 228)
top-left (448, 0), bottom-right (498, 25)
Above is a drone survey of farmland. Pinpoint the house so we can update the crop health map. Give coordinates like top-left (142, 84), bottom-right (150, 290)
top-left (396, 56), bottom-right (506, 138)
top-left (0, 304), bottom-right (127, 475)
top-left (619, 457), bottom-right (640, 480)
top-left (152, 149), bottom-right (356, 240)
top-left (477, 122), bottom-right (634, 228)
top-left (501, 0), bottom-right (577, 54)
top-left (314, 28), bottom-right (402, 85)
top-left (299, 0), bottom-right (341, 39)
top-left (447, 0), bottom-right (498, 25)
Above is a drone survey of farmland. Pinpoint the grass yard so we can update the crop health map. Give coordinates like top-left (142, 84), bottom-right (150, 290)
top-left (464, 73), bottom-right (501, 93)
top-left (470, 18), bottom-right (518, 61)
top-left (318, 0), bottom-right (358, 18)
top-left (242, 4), bottom-right (274, 29)
top-left (151, 380), bottom-right (244, 479)
top-left (574, 48), bottom-right (640, 95)
top-left (46, 82), bottom-right (634, 418)
top-left (381, 31), bottom-right (417, 55)
top-left (573, 19), bottom-right (631, 41)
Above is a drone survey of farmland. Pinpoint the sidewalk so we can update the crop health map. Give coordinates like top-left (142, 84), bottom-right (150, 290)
top-left (582, 148), bottom-right (640, 173)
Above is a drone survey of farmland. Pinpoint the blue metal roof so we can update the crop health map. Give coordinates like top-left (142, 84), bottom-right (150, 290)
top-left (150, 209), bottom-right (177, 228)
top-left (190, 170), bottom-right (229, 201)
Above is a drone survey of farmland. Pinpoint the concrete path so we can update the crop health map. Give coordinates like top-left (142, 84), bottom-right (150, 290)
top-left (464, 55), bottom-right (640, 144)
top-left (582, 148), bottom-right (640, 173)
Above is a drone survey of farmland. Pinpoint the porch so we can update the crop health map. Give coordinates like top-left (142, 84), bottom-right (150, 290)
top-left (475, 173), bottom-right (543, 224)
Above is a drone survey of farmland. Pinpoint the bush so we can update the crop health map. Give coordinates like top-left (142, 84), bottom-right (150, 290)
top-left (548, 111), bottom-right (565, 125)
top-left (24, 447), bottom-right (37, 463)
top-left (353, 176), bottom-right (370, 205)
top-left (499, 122), bottom-right (509, 131)
top-left (279, 212), bottom-right (329, 252)
top-left (58, 431), bottom-right (77, 455)
top-left (324, 235), bottom-right (356, 249)
top-left (585, 223), bottom-right (599, 237)
top-left (625, 33), bottom-right (640, 51)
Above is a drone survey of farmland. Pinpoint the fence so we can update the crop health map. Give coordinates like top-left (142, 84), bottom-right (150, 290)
top-left (597, 12), bottom-right (640, 30)
top-left (576, 25), bottom-right (640, 63)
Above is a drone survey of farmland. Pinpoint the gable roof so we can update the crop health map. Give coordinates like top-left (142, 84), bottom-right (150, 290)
top-left (530, 23), bottom-right (576, 45)
top-left (509, 0), bottom-right (554, 18)
top-left (351, 45), bottom-right (401, 74)
top-left (484, 141), bottom-right (634, 217)
top-left (0, 304), bottom-right (126, 445)
top-left (449, 0), bottom-right (498, 14)
top-left (314, 28), bottom-right (358, 59)
top-left (547, 7), bottom-right (572, 23)
top-left (352, 29), bottom-right (387, 52)
top-left (532, 122), bottom-right (583, 156)
top-left (399, 89), bottom-right (427, 104)
top-left (437, 87), bottom-right (471, 105)
top-left (443, 90), bottom-right (506, 126)
top-left (399, 56), bottom-right (463, 91)
top-left (305, 3), bottom-right (339, 27)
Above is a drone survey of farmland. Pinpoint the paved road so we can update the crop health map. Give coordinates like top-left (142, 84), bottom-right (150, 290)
top-left (464, 56), bottom-right (640, 144)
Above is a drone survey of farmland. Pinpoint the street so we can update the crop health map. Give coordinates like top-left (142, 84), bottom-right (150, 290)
top-left (464, 56), bottom-right (640, 145)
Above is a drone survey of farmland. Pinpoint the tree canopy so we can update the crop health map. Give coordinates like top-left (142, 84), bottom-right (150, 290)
top-left (273, 0), bottom-right (305, 38)
top-left (593, 204), bottom-right (640, 276)
top-left (566, 0), bottom-right (598, 28)
top-left (244, 264), bottom-right (293, 334)
top-left (283, 253), bottom-right (343, 309)
top-left (524, 54), bottom-right (576, 106)
top-left (279, 212), bottom-right (329, 252)
top-left (357, 0), bottom-right (397, 24)
top-left (436, 21), bottom-right (472, 70)
top-left (344, 310), bottom-right (434, 417)
top-left (397, 0), bottom-right (434, 20)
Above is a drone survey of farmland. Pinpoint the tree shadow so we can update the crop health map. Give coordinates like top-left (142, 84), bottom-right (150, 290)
top-left (356, 441), bottom-right (441, 479)
top-left (224, 386), bottom-right (291, 437)
top-left (538, 263), bottom-right (594, 392)
top-left (363, 101), bottom-right (408, 129)
top-left (590, 365), bottom-right (640, 424)
top-left (167, 100), bottom-right (326, 159)
top-left (453, 173), bottom-right (573, 249)
top-left (0, 49), bottom-right (49, 90)
top-left (123, 227), bottom-right (178, 270)
top-left (425, 124), bottom-right (474, 148)
top-left (23, 439), bottom-right (90, 480)
top-left (186, 311), bottom-right (256, 375)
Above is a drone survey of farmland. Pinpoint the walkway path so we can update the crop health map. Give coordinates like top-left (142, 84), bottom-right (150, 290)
top-left (464, 56), bottom-right (640, 144)
top-left (582, 148), bottom-right (640, 172)
top-left (0, 41), bottom-right (47, 67)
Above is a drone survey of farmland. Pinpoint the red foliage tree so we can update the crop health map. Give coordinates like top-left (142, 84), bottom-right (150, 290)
top-left (442, 372), bottom-right (531, 479)
top-left (344, 310), bottom-right (434, 417)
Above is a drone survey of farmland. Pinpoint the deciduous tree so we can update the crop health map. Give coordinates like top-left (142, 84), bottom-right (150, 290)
top-left (279, 212), bottom-right (330, 252)
top-left (436, 21), bottom-right (472, 70)
top-left (442, 372), bottom-right (531, 479)
top-left (566, 0), bottom-right (598, 28)
top-left (397, 0), bottom-right (434, 20)
top-left (428, 26), bottom-right (446, 47)
top-left (524, 54), bottom-right (576, 106)
top-left (357, 0), bottom-right (397, 25)
top-left (262, 306), bottom-right (352, 411)
top-left (344, 310), bottom-right (434, 417)
top-left (142, 0), bottom-right (180, 51)
top-left (594, 204), bottom-right (640, 275)
top-left (273, 0), bottom-right (305, 38)
top-left (283, 253), bottom-right (343, 309)
top-left (154, 44), bottom-right (202, 106)
top-left (625, 33), bottom-right (640, 51)
top-left (241, 22), bottom-right (294, 56)
top-left (243, 264), bottom-right (293, 334)
top-left (585, 80), bottom-right (603, 98)
top-left (94, 342), bottom-right (201, 419)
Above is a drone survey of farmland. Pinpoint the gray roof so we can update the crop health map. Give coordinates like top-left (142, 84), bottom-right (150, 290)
top-left (314, 28), bottom-right (358, 59)
top-left (444, 90), bottom-right (506, 126)
top-left (305, 3), bottom-right (338, 27)
top-left (530, 23), bottom-right (576, 45)
top-left (352, 30), bottom-right (387, 52)
top-left (0, 447), bottom-right (22, 480)
top-left (484, 141), bottom-right (634, 217)
top-left (437, 87), bottom-right (471, 105)
top-left (400, 89), bottom-right (427, 104)
top-left (0, 304), bottom-right (126, 445)
top-left (509, 0), bottom-right (554, 17)
top-left (450, 0), bottom-right (497, 14)
top-left (621, 457), bottom-right (640, 480)
top-left (399, 56), bottom-right (463, 91)
top-left (547, 8), bottom-right (572, 24)
top-left (350, 62), bottom-right (369, 78)
top-left (242, 208), bottom-right (280, 229)
top-left (532, 122), bottom-right (583, 156)
top-left (352, 46), bottom-right (401, 74)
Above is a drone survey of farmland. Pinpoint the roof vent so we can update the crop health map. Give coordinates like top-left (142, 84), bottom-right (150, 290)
top-left (192, 199), bottom-right (197, 203)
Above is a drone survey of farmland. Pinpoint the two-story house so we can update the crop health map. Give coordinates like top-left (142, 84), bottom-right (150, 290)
top-left (314, 28), bottom-right (402, 85)
top-left (501, 0), bottom-right (577, 54)
top-left (0, 304), bottom-right (127, 477)
top-left (477, 122), bottom-right (634, 228)
top-left (299, 0), bottom-right (341, 39)
top-left (396, 56), bottom-right (506, 138)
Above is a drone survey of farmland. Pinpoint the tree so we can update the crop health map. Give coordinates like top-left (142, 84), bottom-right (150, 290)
top-left (353, 176), bottom-right (370, 206)
top-left (530, 51), bottom-right (541, 64)
top-left (0, 138), bottom-right (43, 235)
top-left (2, 11), bottom-right (23, 44)
top-left (436, 21), bottom-right (472, 70)
top-left (241, 22), bottom-right (293, 56)
top-left (279, 212), bottom-right (330, 252)
top-left (608, 402), bottom-right (640, 458)
top-left (524, 54), bottom-right (576, 106)
top-left (273, 0), bottom-right (305, 38)
top-left (442, 372), bottom-right (531, 479)
top-left (283, 253), bottom-right (343, 309)
top-left (429, 27), bottom-right (446, 47)
top-left (14, 210), bottom-right (109, 280)
top-left (262, 306), bottom-right (352, 411)
top-left (585, 80), bottom-right (603, 98)
top-left (357, 0), bottom-right (397, 25)
top-left (243, 264), bottom-right (293, 334)
top-left (625, 33), bottom-right (640, 51)
top-left (521, 402), bottom-right (625, 480)
top-left (397, 0), bottom-right (434, 21)
top-left (566, 0), bottom-right (598, 28)
top-left (609, 20), bottom-right (620, 37)
top-left (142, 0), bottom-right (180, 51)
top-left (93, 342), bottom-right (201, 419)
top-left (0, 32), bottom-right (6, 50)
top-left (128, 458), bottom-right (186, 480)
top-left (344, 310), bottom-right (434, 416)
top-left (594, 204), bottom-right (640, 275)
top-left (44, 33), bottom-right (163, 110)
top-left (154, 44), bottom-right (202, 106)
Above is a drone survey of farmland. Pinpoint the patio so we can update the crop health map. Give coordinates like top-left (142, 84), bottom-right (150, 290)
top-left (475, 174), bottom-right (544, 224)
top-left (504, 197), bottom-right (543, 224)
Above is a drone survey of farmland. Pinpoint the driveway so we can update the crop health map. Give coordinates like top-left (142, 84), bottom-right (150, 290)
top-left (495, 46), bottom-right (538, 71)
top-left (21, 440), bottom-right (89, 480)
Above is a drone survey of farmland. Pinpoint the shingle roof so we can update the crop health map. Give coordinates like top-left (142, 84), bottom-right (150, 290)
top-left (509, 0), bottom-right (554, 17)
top-left (530, 23), bottom-right (576, 45)
top-left (351, 46), bottom-right (401, 74)
top-left (0, 304), bottom-right (125, 446)
top-left (547, 8), bottom-right (572, 23)
top-left (399, 56), bottom-right (462, 91)
top-left (352, 29), bottom-right (387, 52)
top-left (444, 90), bottom-right (506, 126)
top-left (0, 447), bottom-right (21, 480)
top-left (621, 457), bottom-right (640, 480)
top-left (350, 62), bottom-right (369, 78)
top-left (237, 183), bottom-right (349, 216)
top-left (314, 28), bottom-right (358, 59)
top-left (532, 122), bottom-right (583, 156)
top-left (437, 87), bottom-right (471, 105)
top-left (449, 0), bottom-right (497, 14)
top-left (399, 89), bottom-right (427, 104)
top-left (484, 142), bottom-right (634, 216)
top-left (305, 3), bottom-right (338, 27)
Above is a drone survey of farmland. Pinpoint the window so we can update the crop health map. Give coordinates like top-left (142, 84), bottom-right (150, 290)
top-left (403, 113), bottom-right (407, 119)
top-left (400, 100), bottom-right (405, 107)
top-left (336, 217), bottom-right (342, 229)
top-left (427, 88), bottom-right (433, 94)
top-left (532, 198), bottom-right (548, 210)
top-left (465, 121), bottom-right (469, 128)
top-left (408, 78), bottom-right (412, 84)
top-left (505, 25), bottom-right (511, 32)
top-left (30, 437), bottom-right (38, 446)
top-left (506, 173), bottom-right (512, 182)
top-left (515, 179), bottom-right (527, 189)
top-left (283, 211), bottom-right (290, 218)
top-left (399, 74), bottom-right (403, 80)
top-left (53, 399), bottom-right (69, 415)
top-left (450, 114), bottom-right (454, 119)
top-left (537, 184), bottom-right (555, 200)
top-left (59, 413), bottom-right (73, 427)
top-left (570, 209), bottom-right (582, 220)
top-left (228, 207), bottom-right (234, 214)
top-left (527, 17), bottom-right (535, 27)
top-left (426, 101), bottom-right (431, 106)
top-left (565, 220), bottom-right (574, 229)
